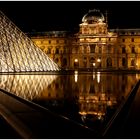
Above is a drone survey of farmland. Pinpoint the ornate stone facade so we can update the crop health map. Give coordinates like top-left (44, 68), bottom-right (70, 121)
top-left (29, 9), bottom-right (140, 70)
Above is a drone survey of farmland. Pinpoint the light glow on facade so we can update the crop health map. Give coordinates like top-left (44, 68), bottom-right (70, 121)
top-left (97, 72), bottom-right (100, 83)
top-left (97, 58), bottom-right (101, 62)
top-left (29, 9), bottom-right (140, 70)
top-left (74, 59), bottom-right (78, 62)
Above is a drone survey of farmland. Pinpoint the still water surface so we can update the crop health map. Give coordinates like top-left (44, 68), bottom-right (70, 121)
top-left (0, 72), bottom-right (139, 133)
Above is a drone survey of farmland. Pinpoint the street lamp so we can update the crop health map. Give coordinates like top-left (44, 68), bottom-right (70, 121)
top-left (74, 59), bottom-right (78, 62)
top-left (97, 58), bottom-right (101, 62)
top-left (74, 59), bottom-right (79, 70)
top-left (93, 62), bottom-right (96, 72)
top-left (97, 58), bottom-right (101, 68)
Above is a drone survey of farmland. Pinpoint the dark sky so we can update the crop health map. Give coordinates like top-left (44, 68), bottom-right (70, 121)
top-left (1, 1), bottom-right (140, 33)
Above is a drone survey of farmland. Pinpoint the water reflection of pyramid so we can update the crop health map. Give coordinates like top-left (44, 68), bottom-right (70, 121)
top-left (0, 11), bottom-right (60, 72)
top-left (0, 75), bottom-right (57, 101)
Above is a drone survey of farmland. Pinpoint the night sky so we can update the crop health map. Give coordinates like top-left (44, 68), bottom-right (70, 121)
top-left (1, 1), bottom-right (140, 33)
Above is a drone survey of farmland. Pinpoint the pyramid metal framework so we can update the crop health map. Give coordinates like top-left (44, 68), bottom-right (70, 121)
top-left (0, 11), bottom-right (60, 72)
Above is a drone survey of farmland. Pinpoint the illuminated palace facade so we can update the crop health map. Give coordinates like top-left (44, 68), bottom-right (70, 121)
top-left (29, 9), bottom-right (140, 70)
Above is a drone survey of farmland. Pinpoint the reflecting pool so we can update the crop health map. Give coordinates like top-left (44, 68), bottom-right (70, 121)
top-left (0, 72), bottom-right (139, 133)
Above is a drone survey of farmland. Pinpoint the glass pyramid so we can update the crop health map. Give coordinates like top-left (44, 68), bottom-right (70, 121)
top-left (0, 11), bottom-right (60, 72)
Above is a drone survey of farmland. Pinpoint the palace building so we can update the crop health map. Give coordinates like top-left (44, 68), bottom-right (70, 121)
top-left (28, 9), bottom-right (140, 70)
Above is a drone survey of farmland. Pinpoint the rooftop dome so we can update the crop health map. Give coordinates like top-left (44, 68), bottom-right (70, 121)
top-left (82, 9), bottom-right (105, 23)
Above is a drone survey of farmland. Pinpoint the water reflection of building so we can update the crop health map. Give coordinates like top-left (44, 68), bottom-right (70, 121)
top-left (0, 74), bottom-right (138, 124)
top-left (72, 73), bottom-right (138, 122)
top-left (28, 9), bottom-right (140, 70)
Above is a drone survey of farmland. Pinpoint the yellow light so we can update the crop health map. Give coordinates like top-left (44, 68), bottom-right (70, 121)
top-left (74, 70), bottom-right (78, 82)
top-left (97, 72), bottom-right (100, 83)
top-left (93, 72), bottom-right (95, 80)
top-left (97, 58), bottom-right (101, 62)
top-left (74, 59), bottom-right (78, 62)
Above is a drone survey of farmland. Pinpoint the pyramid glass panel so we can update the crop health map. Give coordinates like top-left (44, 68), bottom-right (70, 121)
top-left (0, 11), bottom-right (60, 72)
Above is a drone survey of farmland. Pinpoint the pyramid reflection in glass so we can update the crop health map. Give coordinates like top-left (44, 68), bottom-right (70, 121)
top-left (0, 11), bottom-right (60, 72)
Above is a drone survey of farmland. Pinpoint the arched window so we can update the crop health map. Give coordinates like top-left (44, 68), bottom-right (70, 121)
top-left (83, 57), bottom-right (87, 67)
top-left (47, 48), bottom-right (51, 54)
top-left (74, 59), bottom-right (79, 68)
top-left (83, 57), bottom-right (87, 61)
top-left (107, 57), bottom-right (112, 67)
top-left (84, 46), bottom-right (87, 53)
top-left (99, 46), bottom-right (102, 53)
top-left (108, 44), bottom-right (112, 53)
top-left (122, 58), bottom-right (126, 67)
top-left (122, 47), bottom-right (126, 53)
top-left (89, 83), bottom-right (95, 93)
top-left (90, 44), bottom-right (96, 53)
top-left (72, 48), bottom-right (75, 53)
top-left (131, 59), bottom-right (135, 66)
top-left (89, 57), bottom-right (95, 67)
top-left (56, 48), bottom-right (59, 54)
top-left (99, 27), bottom-right (102, 34)
top-left (64, 48), bottom-right (67, 54)
top-left (62, 58), bottom-right (67, 67)
top-left (72, 47), bottom-right (78, 54)
top-left (90, 57), bottom-right (95, 63)
top-left (131, 47), bottom-right (135, 53)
